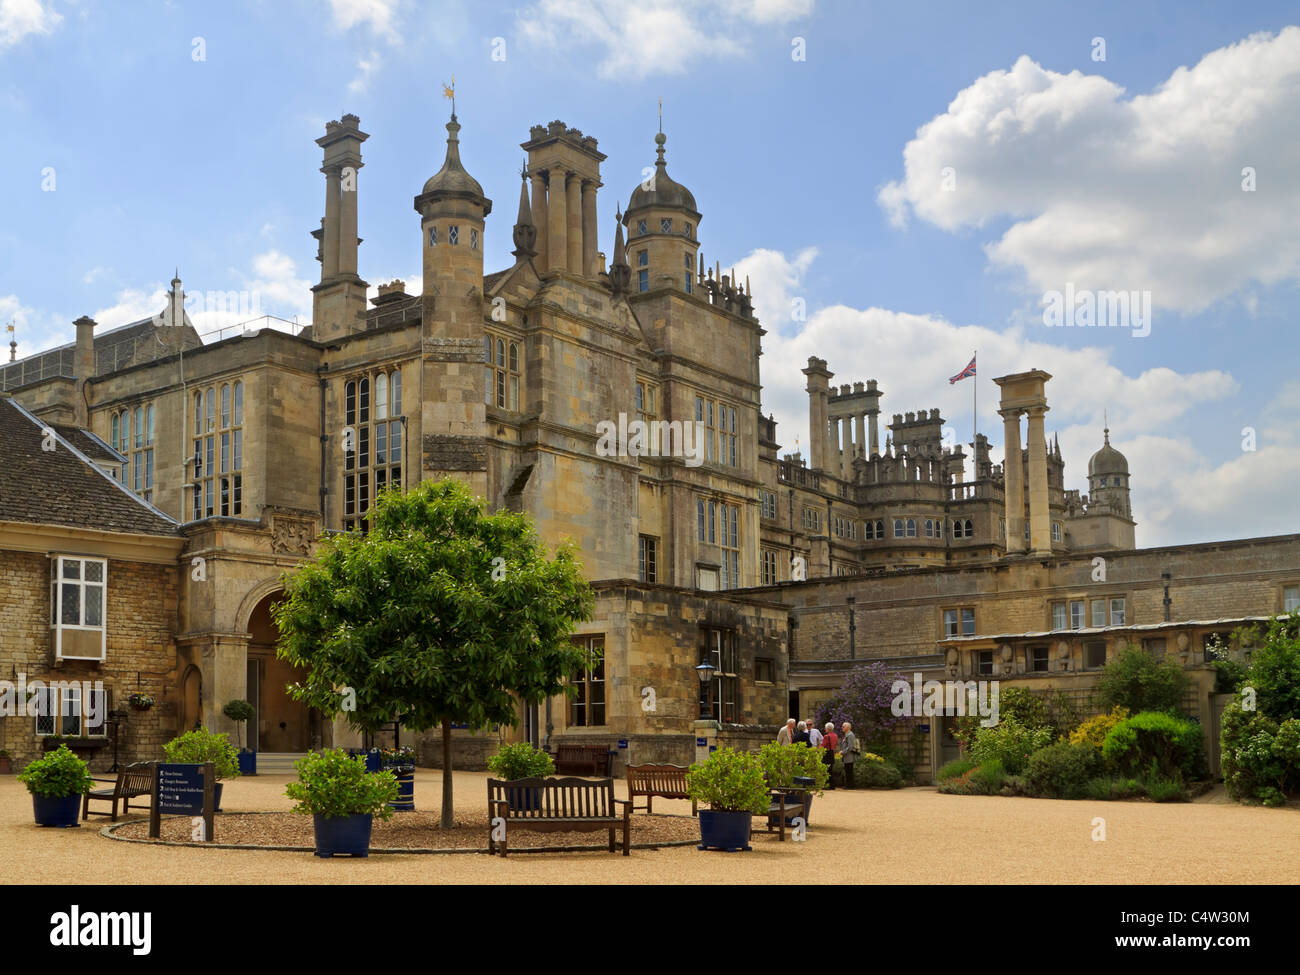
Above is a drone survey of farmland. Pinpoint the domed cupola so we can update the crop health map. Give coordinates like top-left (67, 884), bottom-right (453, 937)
top-left (1087, 426), bottom-right (1132, 520)
top-left (622, 129), bottom-right (701, 295)
top-left (627, 132), bottom-right (698, 215)
top-left (1088, 427), bottom-right (1130, 478)
top-left (418, 114), bottom-right (490, 211)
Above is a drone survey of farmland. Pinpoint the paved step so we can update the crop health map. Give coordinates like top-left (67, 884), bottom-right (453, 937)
top-left (247, 752), bottom-right (308, 773)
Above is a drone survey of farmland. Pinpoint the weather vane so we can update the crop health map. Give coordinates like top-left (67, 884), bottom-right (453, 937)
top-left (657, 96), bottom-right (663, 133)
top-left (442, 73), bottom-right (455, 115)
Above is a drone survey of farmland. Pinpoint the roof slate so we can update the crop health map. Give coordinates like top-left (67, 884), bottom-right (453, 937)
top-left (0, 397), bottom-right (180, 537)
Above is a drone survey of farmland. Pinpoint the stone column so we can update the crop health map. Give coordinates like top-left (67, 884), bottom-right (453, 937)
top-left (547, 169), bottom-right (567, 274)
top-left (855, 413), bottom-right (867, 459)
top-left (566, 171), bottom-right (583, 274)
top-left (1026, 405), bottom-right (1051, 556)
top-left (338, 166), bottom-right (359, 275)
top-left (531, 170), bottom-right (549, 270)
top-left (322, 167), bottom-right (341, 278)
top-left (581, 179), bottom-right (598, 277)
top-left (839, 417), bottom-right (852, 480)
top-left (868, 409), bottom-right (880, 457)
top-left (1001, 409), bottom-right (1025, 553)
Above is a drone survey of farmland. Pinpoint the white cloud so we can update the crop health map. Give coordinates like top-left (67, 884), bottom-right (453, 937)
top-left (325, 0), bottom-right (401, 42)
top-left (348, 49), bottom-right (381, 94)
top-left (877, 28), bottom-right (1300, 314)
top-left (0, 0), bottom-right (62, 51)
top-left (82, 266), bottom-right (110, 285)
top-left (516, 0), bottom-right (812, 81)
top-left (731, 247), bottom-right (1292, 548)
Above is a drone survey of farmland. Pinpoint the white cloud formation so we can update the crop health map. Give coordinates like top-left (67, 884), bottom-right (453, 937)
top-left (348, 49), bottom-right (381, 93)
top-left (0, 0), bottom-right (62, 51)
top-left (325, 0), bottom-right (401, 42)
top-left (730, 247), bottom-right (1290, 548)
top-left (516, 0), bottom-right (813, 80)
top-left (877, 28), bottom-right (1300, 314)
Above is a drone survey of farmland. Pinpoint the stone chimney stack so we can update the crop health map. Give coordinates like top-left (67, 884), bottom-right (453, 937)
top-left (802, 357), bottom-right (833, 472)
top-left (311, 113), bottom-right (370, 341)
top-left (73, 315), bottom-right (96, 425)
top-left (521, 121), bottom-right (605, 279)
top-left (994, 370), bottom-right (1053, 557)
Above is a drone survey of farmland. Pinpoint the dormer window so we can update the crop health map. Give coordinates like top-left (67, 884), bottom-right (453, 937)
top-left (448, 225), bottom-right (459, 246)
top-left (660, 218), bottom-right (672, 233)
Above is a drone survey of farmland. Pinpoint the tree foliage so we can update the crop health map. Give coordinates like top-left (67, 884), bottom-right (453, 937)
top-left (1097, 645), bottom-right (1190, 715)
top-left (272, 479), bottom-right (595, 825)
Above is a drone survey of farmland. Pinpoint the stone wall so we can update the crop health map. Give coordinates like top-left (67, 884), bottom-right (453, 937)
top-left (0, 549), bottom-right (180, 772)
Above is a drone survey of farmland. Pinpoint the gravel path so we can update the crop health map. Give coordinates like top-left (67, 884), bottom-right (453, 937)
top-left (4, 771), bottom-right (1298, 884)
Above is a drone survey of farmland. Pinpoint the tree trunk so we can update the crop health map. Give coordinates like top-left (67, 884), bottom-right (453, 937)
top-left (441, 717), bottom-right (454, 829)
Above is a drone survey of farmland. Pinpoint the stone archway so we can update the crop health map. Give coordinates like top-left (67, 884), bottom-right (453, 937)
top-left (245, 590), bottom-right (323, 753)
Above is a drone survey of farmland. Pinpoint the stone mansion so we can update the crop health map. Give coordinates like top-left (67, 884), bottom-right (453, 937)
top-left (2, 110), bottom-right (1296, 778)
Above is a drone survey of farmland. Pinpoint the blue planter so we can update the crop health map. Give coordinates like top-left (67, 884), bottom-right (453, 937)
top-left (388, 771), bottom-right (415, 811)
top-left (504, 783), bottom-right (542, 812)
top-left (363, 752), bottom-right (382, 773)
top-left (33, 793), bottom-right (82, 828)
top-left (312, 813), bottom-right (373, 857)
top-left (237, 751), bottom-right (257, 776)
top-left (698, 810), bottom-right (752, 852)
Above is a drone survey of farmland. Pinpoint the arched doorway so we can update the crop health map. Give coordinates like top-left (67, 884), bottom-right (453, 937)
top-left (179, 665), bottom-right (203, 734)
top-left (246, 591), bottom-right (323, 752)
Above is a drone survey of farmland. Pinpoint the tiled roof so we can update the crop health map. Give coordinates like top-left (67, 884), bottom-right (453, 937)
top-left (50, 424), bottom-right (124, 465)
top-left (0, 397), bottom-right (180, 537)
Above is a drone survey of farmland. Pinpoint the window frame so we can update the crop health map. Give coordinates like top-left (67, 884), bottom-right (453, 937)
top-left (569, 635), bottom-right (606, 727)
top-left (50, 555), bottom-right (107, 661)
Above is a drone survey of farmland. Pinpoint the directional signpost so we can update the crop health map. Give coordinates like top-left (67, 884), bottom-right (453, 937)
top-left (149, 761), bottom-right (215, 842)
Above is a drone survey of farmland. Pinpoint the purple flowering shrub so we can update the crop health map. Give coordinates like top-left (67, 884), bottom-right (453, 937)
top-left (813, 661), bottom-right (908, 746)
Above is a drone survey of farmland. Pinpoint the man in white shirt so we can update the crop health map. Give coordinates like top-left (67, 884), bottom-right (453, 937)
top-left (807, 719), bottom-right (823, 748)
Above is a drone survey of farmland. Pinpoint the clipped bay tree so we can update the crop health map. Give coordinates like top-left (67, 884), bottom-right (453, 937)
top-left (272, 478), bottom-right (594, 827)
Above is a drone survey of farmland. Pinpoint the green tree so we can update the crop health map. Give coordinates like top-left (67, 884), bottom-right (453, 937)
top-left (1097, 645), bottom-right (1190, 715)
top-left (272, 479), bottom-right (595, 827)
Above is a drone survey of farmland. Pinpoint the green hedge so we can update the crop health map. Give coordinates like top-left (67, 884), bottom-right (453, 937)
top-left (1024, 742), bottom-right (1103, 799)
top-left (1102, 711), bottom-right (1202, 778)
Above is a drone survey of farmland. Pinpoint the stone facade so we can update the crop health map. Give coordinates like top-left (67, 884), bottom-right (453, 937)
top-left (4, 108), bottom-right (1297, 779)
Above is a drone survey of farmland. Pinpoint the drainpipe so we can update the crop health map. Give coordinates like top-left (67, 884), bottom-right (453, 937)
top-left (847, 596), bottom-right (856, 659)
top-left (318, 367), bottom-right (327, 519)
top-left (1162, 571), bottom-right (1172, 622)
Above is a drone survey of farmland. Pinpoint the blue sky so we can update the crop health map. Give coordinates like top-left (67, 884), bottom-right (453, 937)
top-left (2, 0), bottom-right (1297, 547)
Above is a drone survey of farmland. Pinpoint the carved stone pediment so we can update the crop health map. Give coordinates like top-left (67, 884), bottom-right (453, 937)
top-left (271, 514), bottom-right (316, 556)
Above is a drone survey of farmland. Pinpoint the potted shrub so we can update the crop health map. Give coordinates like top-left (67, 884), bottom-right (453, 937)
top-left (0, 749), bottom-right (12, 775)
top-left (486, 742), bottom-right (555, 811)
top-left (17, 745), bottom-right (93, 828)
top-left (686, 747), bottom-right (771, 852)
top-left (380, 745), bottom-right (417, 810)
top-left (127, 692), bottom-right (155, 712)
top-left (285, 748), bottom-right (399, 857)
top-left (163, 728), bottom-right (240, 811)
top-left (759, 741), bottom-right (829, 827)
top-left (222, 699), bottom-right (257, 775)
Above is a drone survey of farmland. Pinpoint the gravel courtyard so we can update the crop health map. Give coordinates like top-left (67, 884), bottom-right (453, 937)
top-left (4, 770), bottom-right (1298, 884)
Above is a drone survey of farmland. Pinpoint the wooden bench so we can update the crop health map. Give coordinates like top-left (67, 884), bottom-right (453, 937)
top-left (761, 789), bottom-right (805, 842)
top-left (626, 763), bottom-right (696, 815)
top-left (552, 743), bottom-right (613, 777)
top-left (487, 776), bottom-right (631, 857)
top-left (83, 761), bottom-right (154, 821)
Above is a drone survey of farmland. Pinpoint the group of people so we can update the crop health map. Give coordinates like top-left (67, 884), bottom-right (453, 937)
top-left (777, 717), bottom-right (860, 789)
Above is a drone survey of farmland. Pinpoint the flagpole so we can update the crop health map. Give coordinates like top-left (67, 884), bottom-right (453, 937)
top-left (972, 350), bottom-right (977, 454)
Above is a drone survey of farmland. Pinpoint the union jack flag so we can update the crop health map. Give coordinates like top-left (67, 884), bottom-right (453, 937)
top-left (949, 355), bottom-right (976, 384)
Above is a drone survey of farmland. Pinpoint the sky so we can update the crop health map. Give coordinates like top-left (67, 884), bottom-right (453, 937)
top-left (1, 0), bottom-right (1297, 548)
